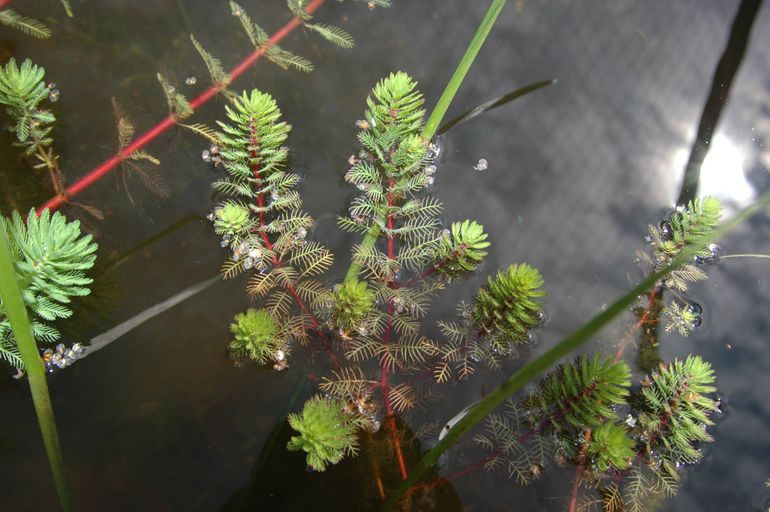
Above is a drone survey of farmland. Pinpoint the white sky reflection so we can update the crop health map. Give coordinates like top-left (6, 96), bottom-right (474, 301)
top-left (672, 134), bottom-right (755, 212)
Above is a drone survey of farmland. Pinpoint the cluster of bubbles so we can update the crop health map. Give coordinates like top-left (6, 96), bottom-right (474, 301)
top-left (685, 301), bottom-right (703, 329)
top-left (47, 82), bottom-right (60, 103)
top-left (201, 143), bottom-right (222, 167)
top-left (695, 243), bottom-right (722, 265)
top-left (42, 343), bottom-right (84, 372)
top-left (185, 76), bottom-right (197, 86)
top-left (273, 349), bottom-right (288, 371)
top-left (341, 393), bottom-right (381, 433)
top-left (422, 142), bottom-right (441, 186)
top-left (230, 239), bottom-right (267, 270)
top-left (473, 158), bottom-right (488, 172)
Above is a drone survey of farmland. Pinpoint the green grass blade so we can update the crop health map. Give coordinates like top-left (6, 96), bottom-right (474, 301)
top-left (381, 188), bottom-right (770, 511)
top-left (0, 221), bottom-right (73, 512)
top-left (422, 0), bottom-right (508, 140)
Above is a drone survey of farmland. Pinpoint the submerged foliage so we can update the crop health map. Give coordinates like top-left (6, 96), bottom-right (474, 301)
top-left (0, 9), bottom-right (51, 39)
top-left (205, 89), bottom-right (332, 368)
top-left (0, 58), bottom-right (56, 158)
top-left (473, 263), bottom-right (546, 346)
top-left (286, 395), bottom-right (361, 471)
top-left (475, 353), bottom-right (720, 511)
top-left (637, 196), bottom-right (723, 336)
top-left (229, 308), bottom-right (287, 367)
top-left (0, 209), bottom-right (97, 370)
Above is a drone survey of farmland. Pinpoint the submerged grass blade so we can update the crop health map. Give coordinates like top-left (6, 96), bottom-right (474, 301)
top-left (381, 188), bottom-right (770, 511)
top-left (344, 0), bottom-right (508, 284)
top-left (0, 221), bottom-right (73, 511)
top-left (437, 79), bottom-right (555, 135)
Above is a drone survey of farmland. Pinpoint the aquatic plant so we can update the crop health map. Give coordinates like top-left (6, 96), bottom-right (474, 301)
top-left (229, 308), bottom-right (288, 368)
top-left (286, 395), bottom-right (363, 471)
top-left (0, 208), bottom-right (97, 371)
top-left (0, 58), bottom-right (63, 194)
top-left (472, 353), bottom-right (720, 510)
top-left (636, 197), bottom-right (723, 337)
top-left (205, 89), bottom-right (332, 369)
top-left (0, 210), bottom-right (73, 511)
top-left (435, 263), bottom-right (545, 381)
top-left (382, 189), bottom-right (768, 511)
top-left (0, 8), bottom-right (51, 39)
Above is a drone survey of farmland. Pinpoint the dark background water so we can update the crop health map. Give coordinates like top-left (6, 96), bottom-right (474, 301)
top-left (1, 1), bottom-right (769, 510)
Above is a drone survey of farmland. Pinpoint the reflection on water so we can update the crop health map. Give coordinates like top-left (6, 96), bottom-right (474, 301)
top-left (1, 1), bottom-right (770, 511)
top-left (672, 133), bottom-right (756, 213)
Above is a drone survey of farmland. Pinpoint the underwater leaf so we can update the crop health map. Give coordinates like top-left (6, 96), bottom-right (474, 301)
top-left (266, 46), bottom-right (314, 73)
top-left (230, 1), bottom-right (269, 47)
top-left (287, 395), bottom-right (359, 471)
top-left (0, 10), bottom-right (52, 39)
top-left (156, 73), bottom-right (193, 119)
top-left (180, 123), bottom-right (221, 144)
top-left (437, 79), bottom-right (555, 135)
top-left (306, 23), bottom-right (355, 49)
top-left (190, 35), bottom-right (231, 86)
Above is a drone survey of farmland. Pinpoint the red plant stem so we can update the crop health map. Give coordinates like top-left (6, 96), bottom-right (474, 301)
top-left (245, 115), bottom-right (327, 341)
top-left (614, 284), bottom-right (660, 362)
top-left (568, 430), bottom-right (591, 512)
top-left (379, 176), bottom-right (409, 480)
top-left (38, 0), bottom-right (325, 214)
top-left (0, 0), bottom-right (10, 9)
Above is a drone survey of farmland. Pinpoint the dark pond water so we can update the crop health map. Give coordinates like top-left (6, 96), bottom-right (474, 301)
top-left (1, 1), bottom-right (770, 510)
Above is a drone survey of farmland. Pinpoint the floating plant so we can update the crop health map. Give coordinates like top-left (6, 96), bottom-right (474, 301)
top-left (0, 209), bottom-right (98, 372)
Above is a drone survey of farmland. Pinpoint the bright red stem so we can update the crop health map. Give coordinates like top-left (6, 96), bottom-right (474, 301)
top-left (379, 176), bottom-right (408, 480)
top-left (38, 0), bottom-right (325, 215)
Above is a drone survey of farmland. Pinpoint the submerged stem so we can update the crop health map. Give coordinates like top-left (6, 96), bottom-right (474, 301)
top-left (0, 219), bottom-right (73, 511)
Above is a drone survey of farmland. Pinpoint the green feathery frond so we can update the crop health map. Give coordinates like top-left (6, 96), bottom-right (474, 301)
top-left (0, 58), bottom-right (56, 156)
top-left (156, 72), bottom-right (193, 119)
top-left (474, 397), bottom-right (556, 486)
top-left (473, 263), bottom-right (546, 349)
top-left (229, 308), bottom-right (288, 367)
top-left (229, 1), bottom-right (269, 47)
top-left (60, 0), bottom-right (74, 17)
top-left (526, 355), bottom-right (631, 434)
top-left (190, 35), bottom-right (231, 87)
top-left (585, 421), bottom-right (635, 473)
top-left (638, 356), bottom-right (718, 477)
top-left (663, 300), bottom-right (701, 337)
top-left (286, 0), bottom-right (313, 20)
top-left (305, 23), bottom-right (355, 48)
top-left (265, 46), bottom-right (314, 73)
top-left (112, 97), bottom-right (166, 200)
top-left (433, 220), bottom-right (490, 278)
top-left (0, 209), bottom-right (98, 370)
top-left (287, 395), bottom-right (360, 471)
top-left (644, 197), bottom-right (723, 292)
top-left (200, 89), bottom-right (331, 359)
top-left (330, 280), bottom-right (374, 335)
top-left (0, 10), bottom-right (52, 39)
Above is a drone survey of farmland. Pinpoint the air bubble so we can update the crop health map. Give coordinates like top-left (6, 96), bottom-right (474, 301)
top-left (473, 158), bottom-right (489, 171)
top-left (687, 302), bottom-right (703, 315)
top-left (185, 76), bottom-right (197, 85)
top-left (695, 243), bottom-right (722, 265)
